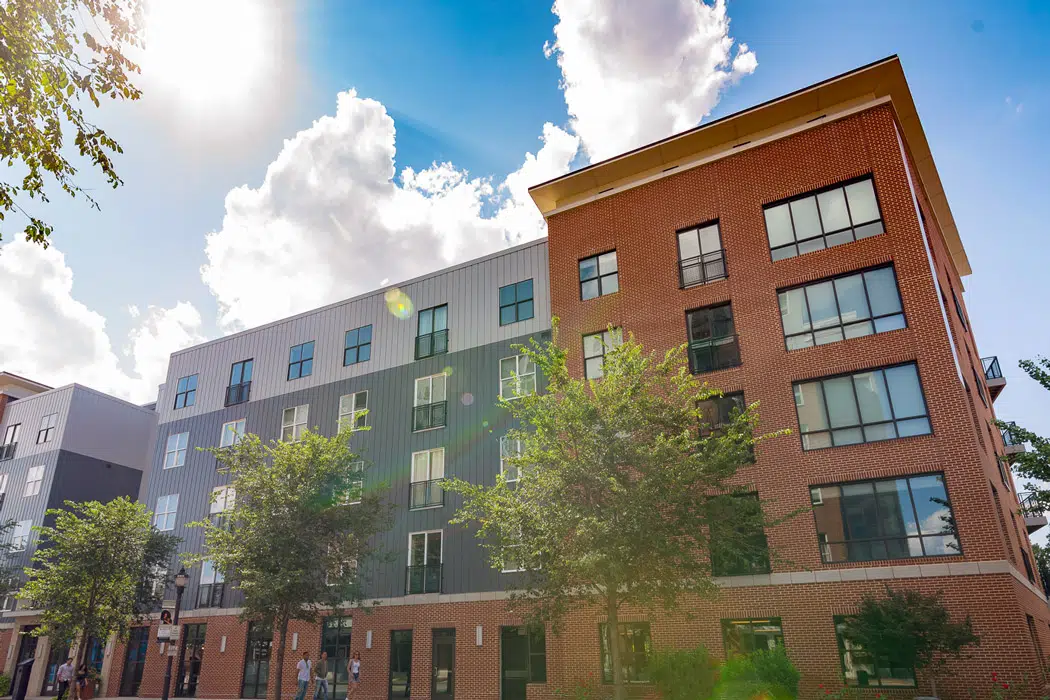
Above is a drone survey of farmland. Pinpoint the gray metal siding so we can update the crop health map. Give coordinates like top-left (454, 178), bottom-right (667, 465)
top-left (0, 449), bottom-right (61, 566)
top-left (63, 387), bottom-right (157, 471)
top-left (156, 240), bottom-right (551, 423)
top-left (0, 386), bottom-right (74, 460)
top-left (146, 330), bottom-right (547, 609)
top-left (46, 452), bottom-right (144, 524)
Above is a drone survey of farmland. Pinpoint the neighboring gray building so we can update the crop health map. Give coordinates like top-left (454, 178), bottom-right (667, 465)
top-left (147, 238), bottom-right (551, 611)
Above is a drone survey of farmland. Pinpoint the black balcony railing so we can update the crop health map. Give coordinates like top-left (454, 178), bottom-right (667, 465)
top-left (1019, 492), bottom-right (1043, 518)
top-left (415, 329), bottom-right (449, 360)
top-left (982, 356), bottom-right (1003, 381)
top-left (410, 479), bottom-right (444, 510)
top-left (689, 336), bottom-right (741, 375)
top-left (225, 382), bottom-right (252, 407)
top-left (679, 249), bottom-right (727, 289)
top-left (198, 582), bottom-right (225, 608)
top-left (406, 564), bottom-right (442, 595)
top-left (413, 401), bottom-right (447, 431)
top-left (0, 443), bottom-right (16, 461)
top-left (1002, 424), bottom-right (1025, 448)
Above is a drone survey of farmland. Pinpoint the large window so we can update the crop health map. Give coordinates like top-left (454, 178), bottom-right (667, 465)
top-left (810, 473), bottom-right (959, 563)
top-left (389, 630), bottom-right (413, 698)
top-left (344, 325), bottom-right (372, 366)
top-left (226, 359), bottom-right (253, 406)
top-left (707, 493), bottom-right (770, 576)
top-left (1, 423), bottom-right (20, 461)
top-left (698, 392), bottom-right (745, 437)
top-left (407, 531), bottom-right (442, 594)
top-left (764, 176), bottom-right (884, 261)
top-left (583, 328), bottom-right (623, 380)
top-left (416, 304), bottom-right (449, 359)
top-left (500, 436), bottom-right (523, 483)
top-left (410, 448), bottom-right (445, 510)
top-left (722, 618), bottom-right (784, 657)
top-left (677, 222), bottom-right (726, 288)
top-left (500, 626), bottom-right (547, 684)
top-left (500, 355), bottom-right (536, 399)
top-left (164, 432), bottom-right (189, 469)
top-left (0, 473), bottom-right (8, 510)
top-left (580, 251), bottom-right (619, 300)
top-left (500, 279), bottom-right (535, 325)
top-left (37, 413), bottom-right (57, 444)
top-left (288, 341), bottom-right (315, 380)
top-left (220, 419), bottom-right (245, 448)
top-left (11, 519), bottom-right (32, 552)
top-left (599, 622), bottom-right (651, 684)
top-left (154, 494), bottom-right (179, 531)
top-left (198, 560), bottom-right (225, 608)
top-left (835, 616), bottom-right (915, 687)
top-left (778, 266), bottom-right (906, 350)
top-left (24, 465), bottom-right (44, 497)
top-left (686, 303), bottom-right (740, 374)
top-left (174, 375), bottom-right (198, 409)
top-left (343, 462), bottom-right (364, 505)
top-left (794, 363), bottom-right (930, 450)
top-left (210, 486), bottom-right (235, 515)
top-left (413, 374), bottom-right (447, 431)
top-left (281, 405), bottom-right (309, 442)
top-left (338, 391), bottom-right (369, 432)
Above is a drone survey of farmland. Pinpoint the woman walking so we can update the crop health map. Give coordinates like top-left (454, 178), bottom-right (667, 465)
top-left (346, 652), bottom-right (361, 697)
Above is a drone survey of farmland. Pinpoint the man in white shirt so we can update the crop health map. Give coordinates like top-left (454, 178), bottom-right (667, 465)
top-left (295, 651), bottom-right (312, 700)
top-left (56, 658), bottom-right (75, 700)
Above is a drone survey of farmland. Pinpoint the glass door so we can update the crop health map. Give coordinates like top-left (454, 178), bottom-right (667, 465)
top-left (388, 630), bottom-right (412, 699)
top-left (241, 623), bottom-right (272, 699)
top-left (41, 640), bottom-right (70, 695)
top-left (431, 629), bottom-right (454, 699)
top-left (120, 628), bottom-right (150, 697)
top-left (175, 624), bottom-right (207, 697)
top-left (500, 627), bottom-right (529, 700)
top-left (320, 617), bottom-right (352, 698)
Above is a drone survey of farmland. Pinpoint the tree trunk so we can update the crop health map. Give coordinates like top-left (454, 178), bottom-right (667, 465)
top-left (606, 594), bottom-right (625, 700)
top-left (272, 614), bottom-right (290, 700)
top-left (76, 581), bottom-right (100, 668)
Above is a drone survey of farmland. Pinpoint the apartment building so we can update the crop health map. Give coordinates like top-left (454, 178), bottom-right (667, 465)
top-left (0, 373), bottom-right (157, 695)
top-left (104, 56), bottom-right (1044, 700)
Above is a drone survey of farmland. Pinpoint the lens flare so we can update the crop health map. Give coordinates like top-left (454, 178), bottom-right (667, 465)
top-left (442, 367), bottom-right (454, 376)
top-left (384, 288), bottom-right (414, 319)
top-left (460, 393), bottom-right (475, 406)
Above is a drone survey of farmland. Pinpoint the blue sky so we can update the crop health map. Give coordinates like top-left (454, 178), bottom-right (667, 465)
top-left (1, 0), bottom-right (1048, 483)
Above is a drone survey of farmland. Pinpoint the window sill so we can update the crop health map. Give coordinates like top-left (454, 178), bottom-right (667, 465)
top-left (412, 426), bottom-right (446, 434)
top-left (800, 431), bottom-right (934, 453)
top-left (680, 276), bottom-right (729, 291)
top-left (691, 362), bottom-right (742, 376)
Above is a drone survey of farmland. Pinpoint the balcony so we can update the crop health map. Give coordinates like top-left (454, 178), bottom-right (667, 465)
top-left (982, 356), bottom-right (1006, 401)
top-left (415, 329), bottom-right (449, 360)
top-left (679, 249), bottom-right (727, 289)
top-left (225, 382), bottom-right (251, 407)
top-left (1018, 493), bottom-right (1047, 535)
top-left (413, 401), bottom-right (447, 432)
top-left (198, 582), bottom-right (225, 608)
top-left (406, 564), bottom-right (442, 595)
top-left (1002, 423), bottom-right (1026, 461)
top-left (410, 479), bottom-right (444, 510)
top-left (0, 442), bottom-right (16, 461)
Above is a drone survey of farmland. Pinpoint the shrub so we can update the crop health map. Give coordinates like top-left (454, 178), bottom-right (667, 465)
top-left (718, 648), bottom-right (800, 700)
top-left (0, 673), bottom-right (11, 696)
top-left (649, 645), bottom-right (720, 700)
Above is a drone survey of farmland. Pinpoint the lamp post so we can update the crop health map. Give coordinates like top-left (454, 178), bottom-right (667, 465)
top-left (161, 567), bottom-right (189, 700)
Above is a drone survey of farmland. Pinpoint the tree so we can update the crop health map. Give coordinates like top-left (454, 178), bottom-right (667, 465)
top-left (0, 0), bottom-right (144, 246)
top-left (190, 428), bottom-right (393, 700)
top-left (1032, 543), bottom-right (1050, 596)
top-left (445, 329), bottom-right (787, 700)
top-left (19, 498), bottom-right (158, 666)
top-left (996, 356), bottom-right (1050, 510)
top-left (839, 587), bottom-right (980, 697)
top-left (132, 528), bottom-right (181, 617)
top-left (0, 519), bottom-right (22, 603)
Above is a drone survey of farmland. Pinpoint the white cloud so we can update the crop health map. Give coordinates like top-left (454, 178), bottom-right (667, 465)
top-left (201, 90), bottom-right (578, 331)
top-left (546, 0), bottom-right (756, 162)
top-left (124, 302), bottom-right (207, 397)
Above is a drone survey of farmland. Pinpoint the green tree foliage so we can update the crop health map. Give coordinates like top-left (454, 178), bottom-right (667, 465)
top-left (997, 357), bottom-right (1050, 510)
top-left (19, 498), bottom-right (156, 665)
top-left (133, 528), bottom-right (180, 617)
top-left (718, 648), bottom-right (800, 700)
top-left (0, 0), bottom-right (144, 246)
top-left (190, 428), bottom-right (393, 700)
top-left (1032, 543), bottom-right (1050, 596)
top-left (839, 588), bottom-right (979, 697)
top-left (0, 519), bottom-right (22, 601)
top-left (445, 328), bottom-right (787, 700)
top-left (648, 645), bottom-right (720, 700)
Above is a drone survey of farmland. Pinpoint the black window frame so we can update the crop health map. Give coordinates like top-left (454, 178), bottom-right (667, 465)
top-left (36, 413), bottom-right (57, 444)
top-left (707, 492), bottom-right (771, 577)
top-left (686, 303), bottom-right (741, 374)
top-left (763, 175), bottom-right (885, 261)
top-left (676, 220), bottom-right (727, 288)
top-left (598, 622), bottom-right (652, 685)
top-left (793, 361), bottom-right (932, 451)
top-left (389, 630), bottom-right (413, 700)
top-left (579, 250), bottom-right (619, 301)
top-left (951, 285), bottom-right (968, 331)
top-left (500, 625), bottom-right (547, 684)
top-left (499, 279), bottom-right (535, 326)
top-left (173, 374), bottom-right (198, 410)
top-left (834, 615), bottom-right (916, 688)
top-left (777, 264), bottom-right (907, 351)
top-left (582, 328), bottom-right (622, 380)
top-left (721, 618), bottom-right (784, 657)
top-left (0, 423), bottom-right (21, 461)
top-left (344, 325), bottom-right (373, 366)
top-left (698, 392), bottom-right (745, 438)
top-left (287, 341), bottom-right (315, 381)
top-left (226, 359), bottom-right (254, 406)
top-left (415, 304), bottom-right (449, 360)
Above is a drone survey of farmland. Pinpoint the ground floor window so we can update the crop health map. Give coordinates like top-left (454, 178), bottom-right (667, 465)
top-left (321, 616), bottom-right (353, 698)
top-left (599, 622), bottom-right (652, 684)
top-left (722, 617), bottom-right (784, 656)
top-left (389, 630), bottom-right (413, 698)
top-left (835, 616), bottom-right (915, 687)
top-left (241, 622), bottom-right (272, 699)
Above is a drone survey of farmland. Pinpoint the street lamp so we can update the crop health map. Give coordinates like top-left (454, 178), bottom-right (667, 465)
top-left (161, 567), bottom-right (189, 700)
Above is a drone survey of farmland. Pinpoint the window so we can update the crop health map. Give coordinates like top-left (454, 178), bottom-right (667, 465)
top-left (227, 359), bottom-right (253, 406)
top-left (500, 355), bottom-right (536, 398)
top-left (722, 618), bottom-right (784, 656)
top-left (500, 279), bottom-right (535, 325)
top-left (343, 462), bottom-right (364, 505)
top-left (210, 486), bottom-right (235, 515)
top-left (835, 616), bottom-right (915, 687)
top-left (1, 423), bottom-right (20, 461)
top-left (973, 367), bottom-right (988, 408)
top-left (288, 341), bottom-right (315, 380)
top-left (36, 413), bottom-right (57, 444)
top-left (579, 251), bottom-right (619, 300)
top-left (389, 630), bottom-right (413, 698)
top-left (415, 304), bottom-right (449, 359)
top-left (24, 465), bottom-right (44, 497)
top-left (778, 266), bottom-right (906, 350)
top-left (154, 494), bottom-right (179, 531)
top-left (150, 564), bottom-right (168, 599)
top-left (410, 448), bottom-right (445, 510)
top-left (334, 392), bottom-right (367, 433)
top-left (599, 622), bottom-right (651, 684)
top-left (707, 493), bottom-right (770, 576)
top-left (174, 375), bottom-right (198, 409)
top-left (164, 432), bottom-right (189, 469)
top-left (794, 363), bottom-right (931, 450)
top-left (583, 328), bottom-right (623, 380)
top-left (764, 176), bottom-right (884, 261)
top-left (198, 560), bottom-right (225, 608)
top-left (686, 303), bottom-right (740, 374)
top-left (325, 547), bottom-right (358, 587)
top-left (698, 392), bottom-right (745, 437)
top-left (281, 405), bottom-right (309, 442)
top-left (0, 473), bottom-right (8, 509)
top-left (502, 527), bottom-right (525, 573)
top-left (951, 286), bottom-right (967, 331)
top-left (413, 374), bottom-right (447, 431)
top-left (500, 436), bottom-right (523, 483)
top-left (810, 473), bottom-right (959, 563)
top-left (501, 626), bottom-right (547, 684)
top-left (407, 531), bottom-right (442, 594)
top-left (677, 222), bottom-right (726, 287)
top-left (11, 520), bottom-right (32, 552)
top-left (220, 419), bottom-right (246, 448)
top-left (344, 325), bottom-right (373, 366)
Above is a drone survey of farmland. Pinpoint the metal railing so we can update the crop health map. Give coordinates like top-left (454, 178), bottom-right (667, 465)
top-left (982, 356), bottom-right (1003, 381)
top-left (688, 336), bottom-right (742, 375)
top-left (410, 479), bottom-right (444, 510)
top-left (415, 329), bottom-right (449, 359)
top-left (198, 582), bottom-right (225, 608)
top-left (0, 443), bottom-right (16, 461)
top-left (406, 564), bottom-right (442, 595)
top-left (225, 382), bottom-right (252, 407)
top-left (1019, 492), bottom-right (1043, 517)
top-left (1002, 423), bottom-right (1025, 448)
top-left (413, 401), bottom-right (447, 431)
top-left (679, 249), bottom-right (727, 288)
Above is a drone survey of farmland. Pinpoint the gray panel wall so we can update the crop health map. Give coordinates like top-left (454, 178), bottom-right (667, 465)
top-left (63, 388), bottom-right (157, 473)
top-left (0, 449), bottom-right (61, 565)
top-left (0, 386), bottom-right (74, 460)
top-left (46, 452), bottom-right (144, 525)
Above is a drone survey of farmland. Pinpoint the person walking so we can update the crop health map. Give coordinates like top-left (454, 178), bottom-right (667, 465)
top-left (295, 651), bottom-right (312, 700)
top-left (346, 652), bottom-right (361, 697)
top-left (313, 652), bottom-right (329, 700)
top-left (73, 663), bottom-right (89, 700)
top-left (56, 658), bottom-right (75, 700)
